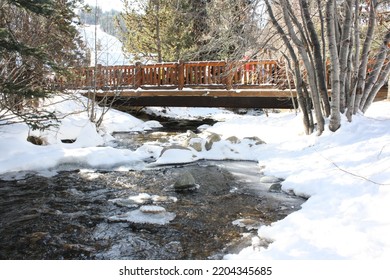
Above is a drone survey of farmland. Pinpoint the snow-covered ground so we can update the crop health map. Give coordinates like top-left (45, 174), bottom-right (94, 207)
top-left (1, 94), bottom-right (389, 260)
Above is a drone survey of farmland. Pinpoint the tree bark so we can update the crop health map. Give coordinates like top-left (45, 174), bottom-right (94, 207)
top-left (154, 0), bottom-right (162, 62)
top-left (346, 0), bottom-right (360, 121)
top-left (280, 0), bottom-right (324, 134)
top-left (338, 0), bottom-right (353, 113)
top-left (264, 0), bottom-right (313, 134)
top-left (326, 0), bottom-right (341, 132)
top-left (360, 30), bottom-right (390, 111)
top-left (362, 61), bottom-right (390, 113)
top-left (354, 0), bottom-right (377, 114)
top-left (300, 0), bottom-right (330, 117)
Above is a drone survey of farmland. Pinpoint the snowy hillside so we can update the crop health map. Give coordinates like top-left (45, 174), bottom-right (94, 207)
top-left (79, 24), bottom-right (131, 66)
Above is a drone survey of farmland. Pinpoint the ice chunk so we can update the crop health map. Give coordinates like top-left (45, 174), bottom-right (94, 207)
top-left (109, 206), bottom-right (176, 225)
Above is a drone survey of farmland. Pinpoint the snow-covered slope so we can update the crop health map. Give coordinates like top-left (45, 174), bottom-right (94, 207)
top-left (79, 24), bottom-right (130, 66)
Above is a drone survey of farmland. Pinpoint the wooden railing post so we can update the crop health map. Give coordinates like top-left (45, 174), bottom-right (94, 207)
top-left (134, 62), bottom-right (143, 88)
top-left (224, 61), bottom-right (233, 90)
top-left (96, 64), bottom-right (104, 89)
top-left (177, 60), bottom-right (185, 90)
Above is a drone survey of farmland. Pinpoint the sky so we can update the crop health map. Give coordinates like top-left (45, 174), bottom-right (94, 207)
top-left (84, 0), bottom-right (125, 12)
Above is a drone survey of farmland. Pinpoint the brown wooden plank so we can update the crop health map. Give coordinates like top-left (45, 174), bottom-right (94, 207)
top-left (95, 89), bottom-right (297, 98)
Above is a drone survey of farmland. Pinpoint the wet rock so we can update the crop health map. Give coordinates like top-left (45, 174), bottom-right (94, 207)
top-left (63, 243), bottom-right (96, 254)
top-left (164, 241), bottom-right (184, 256)
top-left (61, 139), bottom-right (76, 144)
top-left (205, 133), bottom-right (222, 151)
top-left (226, 136), bottom-right (241, 144)
top-left (244, 136), bottom-right (266, 145)
top-left (232, 218), bottom-right (262, 231)
top-left (26, 232), bottom-right (51, 243)
top-left (260, 176), bottom-right (283, 184)
top-left (110, 193), bottom-right (155, 208)
top-left (173, 171), bottom-right (199, 192)
top-left (269, 183), bottom-right (282, 192)
top-left (110, 199), bottom-right (138, 208)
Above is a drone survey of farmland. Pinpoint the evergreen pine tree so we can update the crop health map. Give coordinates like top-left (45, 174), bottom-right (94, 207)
top-left (0, 0), bottom-right (85, 130)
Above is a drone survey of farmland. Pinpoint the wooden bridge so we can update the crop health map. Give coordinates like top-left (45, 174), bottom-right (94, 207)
top-left (61, 60), bottom-right (387, 109)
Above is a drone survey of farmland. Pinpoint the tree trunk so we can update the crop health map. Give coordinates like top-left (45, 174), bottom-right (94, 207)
top-left (264, 0), bottom-right (313, 134)
top-left (301, 0), bottom-right (330, 117)
top-left (327, 0), bottom-right (341, 132)
top-left (354, 0), bottom-right (376, 114)
top-left (154, 0), bottom-right (162, 62)
top-left (346, 0), bottom-right (360, 121)
top-left (360, 30), bottom-right (390, 111)
top-left (362, 61), bottom-right (390, 113)
top-left (388, 74), bottom-right (390, 100)
top-left (338, 0), bottom-right (353, 113)
top-left (280, 0), bottom-right (324, 134)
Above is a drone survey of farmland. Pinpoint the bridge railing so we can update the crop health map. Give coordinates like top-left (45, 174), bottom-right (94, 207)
top-left (60, 59), bottom-right (286, 90)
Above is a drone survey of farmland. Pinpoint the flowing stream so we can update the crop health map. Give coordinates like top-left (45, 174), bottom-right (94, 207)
top-left (0, 115), bottom-right (305, 260)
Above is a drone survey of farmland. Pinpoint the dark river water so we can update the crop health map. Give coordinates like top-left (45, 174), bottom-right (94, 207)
top-left (0, 117), bottom-right (305, 260)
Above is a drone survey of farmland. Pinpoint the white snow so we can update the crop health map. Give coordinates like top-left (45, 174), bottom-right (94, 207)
top-left (79, 24), bottom-right (130, 66)
top-left (109, 206), bottom-right (176, 225)
top-left (1, 92), bottom-right (390, 259)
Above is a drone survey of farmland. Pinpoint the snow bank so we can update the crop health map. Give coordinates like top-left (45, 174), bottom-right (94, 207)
top-left (224, 102), bottom-right (390, 260)
top-left (0, 94), bottom-right (149, 174)
top-left (79, 24), bottom-right (130, 66)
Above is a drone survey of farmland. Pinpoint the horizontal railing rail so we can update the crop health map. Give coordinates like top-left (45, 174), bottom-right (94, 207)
top-left (58, 59), bottom-right (288, 90)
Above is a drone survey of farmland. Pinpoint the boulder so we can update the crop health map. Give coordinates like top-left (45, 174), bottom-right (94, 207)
top-left (27, 135), bottom-right (46, 146)
top-left (186, 130), bottom-right (198, 139)
top-left (260, 176), bottom-right (283, 184)
top-left (173, 171), bottom-right (198, 192)
top-left (226, 136), bottom-right (241, 144)
top-left (244, 136), bottom-right (266, 145)
top-left (205, 132), bottom-right (221, 151)
top-left (188, 138), bottom-right (203, 152)
top-left (183, 130), bottom-right (203, 152)
top-left (268, 183), bottom-right (282, 192)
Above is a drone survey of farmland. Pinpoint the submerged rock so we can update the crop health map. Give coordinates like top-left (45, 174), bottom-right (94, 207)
top-left (232, 218), bottom-right (262, 231)
top-left (268, 183), bottom-right (282, 192)
top-left (259, 176), bottom-right (283, 192)
top-left (173, 171), bottom-right (199, 192)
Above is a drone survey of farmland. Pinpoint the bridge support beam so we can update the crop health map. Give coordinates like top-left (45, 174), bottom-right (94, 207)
top-left (97, 95), bottom-right (297, 109)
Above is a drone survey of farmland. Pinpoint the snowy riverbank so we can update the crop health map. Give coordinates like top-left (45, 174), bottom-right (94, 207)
top-left (1, 94), bottom-right (389, 259)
